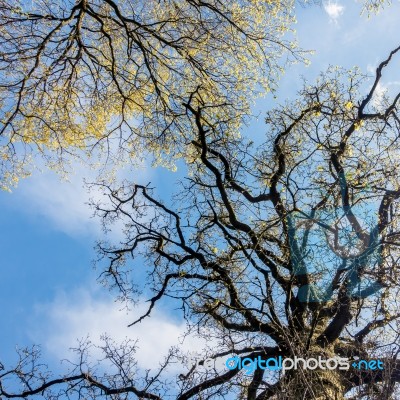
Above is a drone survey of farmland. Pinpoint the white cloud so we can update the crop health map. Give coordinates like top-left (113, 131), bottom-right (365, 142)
top-left (29, 287), bottom-right (211, 373)
top-left (13, 169), bottom-right (102, 237)
top-left (2, 160), bottom-right (152, 238)
top-left (365, 65), bottom-right (389, 110)
top-left (323, 1), bottom-right (345, 22)
top-left (371, 82), bottom-right (387, 109)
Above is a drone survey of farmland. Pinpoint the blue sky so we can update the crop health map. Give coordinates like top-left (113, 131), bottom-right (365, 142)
top-left (1, 0), bottom-right (400, 377)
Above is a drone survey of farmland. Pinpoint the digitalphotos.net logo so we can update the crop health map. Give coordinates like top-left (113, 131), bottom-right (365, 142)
top-left (186, 355), bottom-right (384, 376)
top-left (224, 356), bottom-right (384, 375)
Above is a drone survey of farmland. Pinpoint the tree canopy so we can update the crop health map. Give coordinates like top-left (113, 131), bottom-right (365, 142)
top-left (0, 0), bottom-right (304, 189)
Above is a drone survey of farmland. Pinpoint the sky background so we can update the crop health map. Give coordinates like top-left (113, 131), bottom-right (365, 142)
top-left (1, 0), bottom-right (400, 378)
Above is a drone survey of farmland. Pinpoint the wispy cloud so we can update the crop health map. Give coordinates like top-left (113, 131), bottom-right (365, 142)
top-left (13, 169), bottom-right (102, 237)
top-left (371, 82), bottom-right (387, 109)
top-left (323, 1), bottom-right (345, 23)
top-left (1, 160), bottom-right (152, 238)
top-left (29, 286), bottom-right (211, 373)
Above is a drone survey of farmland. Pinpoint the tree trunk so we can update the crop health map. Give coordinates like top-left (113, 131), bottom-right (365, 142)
top-left (275, 369), bottom-right (345, 400)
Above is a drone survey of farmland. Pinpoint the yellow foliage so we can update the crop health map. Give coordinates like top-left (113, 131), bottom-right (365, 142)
top-left (345, 101), bottom-right (353, 110)
top-left (354, 120), bottom-right (364, 131)
top-left (0, 0), bottom-right (302, 188)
